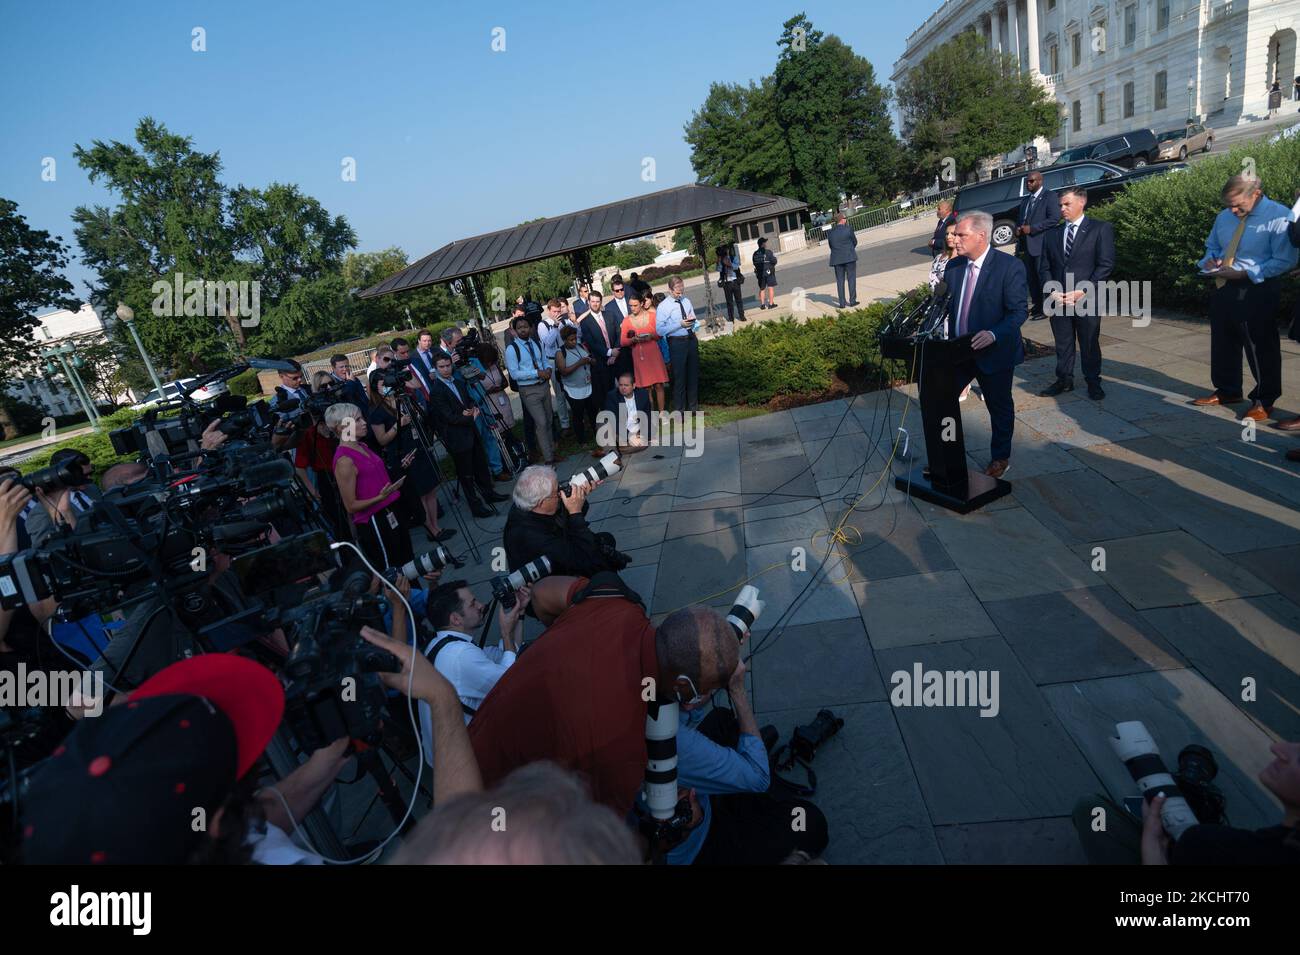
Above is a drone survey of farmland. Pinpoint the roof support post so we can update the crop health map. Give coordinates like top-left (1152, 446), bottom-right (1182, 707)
top-left (692, 222), bottom-right (716, 321)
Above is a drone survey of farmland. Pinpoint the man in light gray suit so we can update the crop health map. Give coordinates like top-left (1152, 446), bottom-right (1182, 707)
top-left (827, 212), bottom-right (859, 308)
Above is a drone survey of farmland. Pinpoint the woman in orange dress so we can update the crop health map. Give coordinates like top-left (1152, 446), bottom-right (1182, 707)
top-left (620, 289), bottom-right (669, 413)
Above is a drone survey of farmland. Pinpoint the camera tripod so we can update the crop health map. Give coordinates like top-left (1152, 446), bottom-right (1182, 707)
top-left (461, 366), bottom-right (527, 476)
top-left (390, 389), bottom-right (483, 566)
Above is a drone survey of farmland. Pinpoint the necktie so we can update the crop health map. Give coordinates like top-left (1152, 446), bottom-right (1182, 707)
top-left (1216, 214), bottom-right (1249, 289)
top-left (443, 378), bottom-right (463, 405)
top-left (1065, 222), bottom-right (1077, 259)
top-left (957, 262), bottom-right (979, 337)
top-left (680, 299), bottom-right (694, 336)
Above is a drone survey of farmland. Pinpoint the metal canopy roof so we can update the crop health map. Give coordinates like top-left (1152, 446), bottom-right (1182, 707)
top-left (359, 183), bottom-right (786, 299)
top-left (723, 196), bottom-right (809, 227)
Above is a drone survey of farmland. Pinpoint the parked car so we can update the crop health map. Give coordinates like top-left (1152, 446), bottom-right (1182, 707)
top-left (131, 377), bottom-right (228, 410)
top-left (1050, 129), bottom-right (1160, 169)
top-left (953, 159), bottom-right (1188, 247)
top-left (1156, 123), bottom-right (1214, 161)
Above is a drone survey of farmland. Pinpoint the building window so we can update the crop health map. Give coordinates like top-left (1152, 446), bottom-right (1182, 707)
top-left (763, 221), bottom-right (775, 234)
top-left (1049, 44), bottom-right (1059, 74)
top-left (1096, 91), bottom-right (1106, 125)
top-left (1096, 19), bottom-right (1106, 57)
top-left (1072, 100), bottom-right (1082, 131)
top-left (1071, 32), bottom-right (1081, 68)
top-left (1157, 0), bottom-right (1170, 32)
top-left (1123, 81), bottom-right (1135, 118)
top-left (1154, 70), bottom-right (1168, 110)
top-left (1124, 5), bottom-right (1136, 45)
top-left (1047, 0), bottom-right (1055, 9)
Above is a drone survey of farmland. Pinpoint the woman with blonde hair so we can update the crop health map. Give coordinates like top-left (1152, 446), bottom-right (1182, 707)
top-left (327, 402), bottom-right (412, 570)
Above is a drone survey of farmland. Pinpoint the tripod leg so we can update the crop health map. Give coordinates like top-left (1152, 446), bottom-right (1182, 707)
top-left (356, 748), bottom-right (415, 831)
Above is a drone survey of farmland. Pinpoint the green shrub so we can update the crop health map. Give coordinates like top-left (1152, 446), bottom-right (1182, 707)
top-left (18, 408), bottom-right (145, 475)
top-left (697, 300), bottom-right (900, 405)
top-left (1089, 132), bottom-right (1300, 316)
top-left (228, 368), bottom-right (263, 397)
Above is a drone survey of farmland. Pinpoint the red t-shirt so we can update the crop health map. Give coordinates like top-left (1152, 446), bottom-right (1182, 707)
top-left (468, 579), bottom-right (657, 818)
top-left (294, 424), bottom-right (337, 472)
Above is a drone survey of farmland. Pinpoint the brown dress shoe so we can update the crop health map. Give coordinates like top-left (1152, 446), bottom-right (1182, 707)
top-left (1192, 392), bottom-right (1246, 406)
top-left (1288, 448), bottom-right (1300, 463)
top-left (1274, 417), bottom-right (1300, 432)
top-left (1241, 403), bottom-right (1273, 422)
top-left (985, 459), bottom-right (1010, 479)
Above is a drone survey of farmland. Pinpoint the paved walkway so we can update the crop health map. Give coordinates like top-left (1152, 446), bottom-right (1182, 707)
top-left (434, 309), bottom-right (1300, 863)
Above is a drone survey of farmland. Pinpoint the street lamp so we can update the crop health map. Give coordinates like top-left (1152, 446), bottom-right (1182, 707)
top-left (116, 302), bottom-right (165, 398)
top-left (1187, 77), bottom-right (1196, 123)
top-left (40, 343), bottom-right (101, 432)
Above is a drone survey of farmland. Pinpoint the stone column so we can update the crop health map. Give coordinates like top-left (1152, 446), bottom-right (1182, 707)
top-left (1010, 0), bottom-right (1022, 70)
top-left (1025, 0), bottom-right (1041, 74)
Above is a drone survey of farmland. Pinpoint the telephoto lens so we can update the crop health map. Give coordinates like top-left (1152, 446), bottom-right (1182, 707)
top-left (20, 459), bottom-right (88, 495)
top-left (726, 585), bottom-right (764, 640)
top-left (398, 545), bottom-right (459, 581)
top-left (561, 452), bottom-right (622, 493)
top-left (491, 557), bottom-right (551, 609)
top-left (1110, 721), bottom-right (1200, 839)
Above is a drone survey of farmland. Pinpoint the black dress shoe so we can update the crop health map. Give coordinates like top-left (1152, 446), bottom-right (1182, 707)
top-left (431, 528), bottom-right (457, 542)
top-left (481, 489), bottom-right (510, 503)
top-left (848, 300), bottom-right (859, 306)
top-left (468, 500), bottom-right (494, 518)
top-left (1087, 381), bottom-right (1105, 400)
top-left (1039, 379), bottom-right (1074, 397)
top-left (1029, 311), bottom-right (1047, 321)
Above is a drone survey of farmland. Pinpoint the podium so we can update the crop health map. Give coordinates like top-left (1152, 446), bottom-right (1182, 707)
top-left (881, 333), bottom-right (1012, 514)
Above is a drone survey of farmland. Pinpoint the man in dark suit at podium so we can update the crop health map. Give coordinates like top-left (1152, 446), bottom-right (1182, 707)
top-left (1039, 186), bottom-right (1116, 400)
top-left (945, 211), bottom-right (1030, 479)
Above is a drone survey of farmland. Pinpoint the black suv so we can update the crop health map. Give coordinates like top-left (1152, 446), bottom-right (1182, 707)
top-left (1051, 129), bottom-right (1160, 168)
top-left (952, 159), bottom-right (1185, 247)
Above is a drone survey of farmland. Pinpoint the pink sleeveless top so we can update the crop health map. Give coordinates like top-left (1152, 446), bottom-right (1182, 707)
top-left (334, 443), bottom-right (399, 524)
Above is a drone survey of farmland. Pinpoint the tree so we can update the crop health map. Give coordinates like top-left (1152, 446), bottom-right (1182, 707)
top-left (895, 32), bottom-right (1060, 186)
top-left (344, 248), bottom-right (470, 332)
top-left (684, 15), bottom-right (901, 211)
top-left (72, 117), bottom-right (361, 374)
top-left (66, 333), bottom-right (130, 408)
top-left (0, 198), bottom-right (81, 370)
top-left (671, 219), bottom-right (734, 254)
top-left (771, 15), bottom-right (901, 210)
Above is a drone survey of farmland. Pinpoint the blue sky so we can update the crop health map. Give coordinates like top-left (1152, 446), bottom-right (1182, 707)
top-left (0, 0), bottom-right (921, 300)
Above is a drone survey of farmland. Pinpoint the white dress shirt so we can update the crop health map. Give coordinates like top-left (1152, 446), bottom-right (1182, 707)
top-left (418, 630), bottom-right (517, 763)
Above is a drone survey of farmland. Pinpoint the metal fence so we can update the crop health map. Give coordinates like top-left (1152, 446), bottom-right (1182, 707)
top-left (804, 185), bottom-right (961, 245)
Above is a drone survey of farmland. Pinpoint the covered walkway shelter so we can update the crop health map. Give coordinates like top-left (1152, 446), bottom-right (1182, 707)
top-left (358, 183), bottom-right (793, 322)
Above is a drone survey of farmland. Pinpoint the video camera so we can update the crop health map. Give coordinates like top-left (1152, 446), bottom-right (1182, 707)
top-left (281, 567), bottom-right (402, 751)
top-left (15, 458), bottom-right (91, 496)
top-left (382, 358), bottom-right (414, 391)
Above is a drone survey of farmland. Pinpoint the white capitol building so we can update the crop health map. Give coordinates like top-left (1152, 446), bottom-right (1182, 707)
top-left (892, 0), bottom-right (1299, 157)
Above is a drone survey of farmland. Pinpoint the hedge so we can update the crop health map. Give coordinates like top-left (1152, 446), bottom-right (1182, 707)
top-left (18, 408), bottom-right (146, 475)
top-left (698, 300), bottom-right (902, 405)
top-left (1088, 131), bottom-right (1300, 317)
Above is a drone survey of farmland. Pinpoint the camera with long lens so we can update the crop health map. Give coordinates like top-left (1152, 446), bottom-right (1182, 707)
top-left (726, 586), bottom-right (764, 641)
top-left (559, 452), bottom-right (621, 494)
top-left (392, 545), bottom-right (463, 582)
top-left (281, 568), bottom-right (402, 751)
top-left (382, 358), bottom-right (414, 390)
top-left (491, 557), bottom-right (551, 609)
top-left (16, 459), bottom-right (90, 495)
top-left (1110, 722), bottom-right (1226, 837)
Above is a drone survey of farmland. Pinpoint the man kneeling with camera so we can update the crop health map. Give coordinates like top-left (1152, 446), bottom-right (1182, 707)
top-left (503, 464), bottom-right (628, 578)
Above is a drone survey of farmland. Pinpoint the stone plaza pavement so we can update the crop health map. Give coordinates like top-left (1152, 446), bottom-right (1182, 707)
top-left (439, 311), bottom-right (1300, 864)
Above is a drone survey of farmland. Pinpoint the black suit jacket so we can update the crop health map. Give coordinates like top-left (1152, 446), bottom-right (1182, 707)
top-left (603, 386), bottom-right (652, 419)
top-left (427, 376), bottom-right (479, 452)
top-left (1041, 216), bottom-right (1116, 290)
top-left (1016, 189), bottom-right (1062, 258)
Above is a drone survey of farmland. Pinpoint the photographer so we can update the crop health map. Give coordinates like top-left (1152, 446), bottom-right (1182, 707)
top-left (664, 613), bottom-right (828, 865)
top-left (502, 465), bottom-right (624, 578)
top-left (365, 364), bottom-right (453, 544)
top-left (18, 654), bottom-right (351, 864)
top-left (327, 402), bottom-right (413, 572)
top-left (465, 340), bottom-right (515, 482)
top-left (1073, 740), bottom-right (1300, 865)
top-left (467, 575), bottom-right (738, 820)
top-left (408, 579), bottom-right (530, 766)
top-left (23, 449), bottom-right (98, 546)
top-left (329, 354), bottom-right (368, 407)
top-left (270, 360), bottom-right (310, 451)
